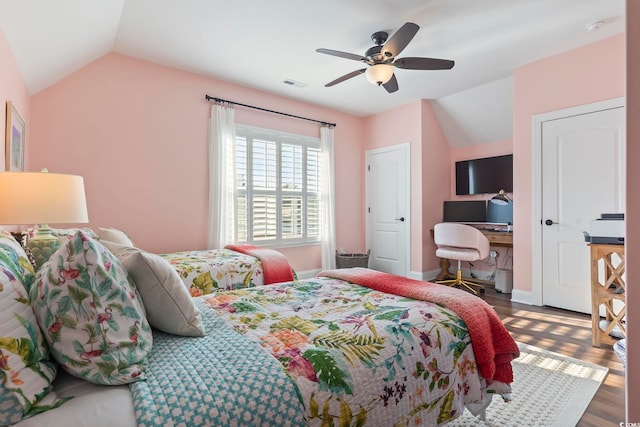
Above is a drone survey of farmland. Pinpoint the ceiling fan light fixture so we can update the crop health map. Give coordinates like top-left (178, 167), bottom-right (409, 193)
top-left (316, 22), bottom-right (454, 93)
top-left (365, 64), bottom-right (393, 85)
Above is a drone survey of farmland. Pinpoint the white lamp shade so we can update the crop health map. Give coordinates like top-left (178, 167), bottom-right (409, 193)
top-left (365, 64), bottom-right (394, 85)
top-left (0, 172), bottom-right (89, 225)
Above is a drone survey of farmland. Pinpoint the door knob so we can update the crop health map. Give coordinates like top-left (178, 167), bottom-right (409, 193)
top-left (395, 217), bottom-right (405, 222)
top-left (544, 219), bottom-right (558, 226)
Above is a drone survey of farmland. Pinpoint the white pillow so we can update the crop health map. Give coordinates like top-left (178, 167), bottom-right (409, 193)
top-left (97, 227), bottom-right (134, 246)
top-left (103, 242), bottom-right (205, 337)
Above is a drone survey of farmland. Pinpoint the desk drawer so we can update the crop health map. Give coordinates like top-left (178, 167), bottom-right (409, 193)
top-left (482, 231), bottom-right (513, 246)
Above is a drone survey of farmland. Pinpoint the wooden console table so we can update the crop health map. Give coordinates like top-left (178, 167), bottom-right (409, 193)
top-left (433, 229), bottom-right (513, 283)
top-left (589, 243), bottom-right (625, 347)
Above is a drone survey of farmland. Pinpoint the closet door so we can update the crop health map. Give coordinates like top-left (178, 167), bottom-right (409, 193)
top-left (541, 106), bottom-right (625, 313)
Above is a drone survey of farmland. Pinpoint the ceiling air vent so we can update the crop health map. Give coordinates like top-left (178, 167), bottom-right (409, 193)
top-left (282, 79), bottom-right (307, 88)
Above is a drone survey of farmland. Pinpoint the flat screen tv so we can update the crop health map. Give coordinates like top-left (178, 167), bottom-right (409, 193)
top-left (455, 154), bottom-right (513, 195)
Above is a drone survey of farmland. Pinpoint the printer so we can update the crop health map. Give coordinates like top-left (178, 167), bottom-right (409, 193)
top-left (584, 213), bottom-right (624, 244)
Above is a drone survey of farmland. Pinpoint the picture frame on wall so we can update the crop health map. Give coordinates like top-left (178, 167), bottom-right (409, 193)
top-left (5, 101), bottom-right (25, 171)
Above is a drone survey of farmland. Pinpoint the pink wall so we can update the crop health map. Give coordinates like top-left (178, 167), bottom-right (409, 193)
top-left (0, 30), bottom-right (30, 172)
top-left (625, 0), bottom-right (639, 420)
top-left (28, 53), bottom-right (365, 272)
top-left (512, 34), bottom-right (624, 293)
top-left (420, 100), bottom-right (452, 271)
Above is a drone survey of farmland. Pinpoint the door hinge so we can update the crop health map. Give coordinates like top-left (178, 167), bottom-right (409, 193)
top-left (368, 207), bottom-right (370, 213)
top-left (367, 165), bottom-right (370, 171)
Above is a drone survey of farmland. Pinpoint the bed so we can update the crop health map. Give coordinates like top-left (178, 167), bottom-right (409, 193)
top-left (159, 244), bottom-right (296, 296)
top-left (1, 230), bottom-right (519, 427)
top-left (25, 226), bottom-right (296, 295)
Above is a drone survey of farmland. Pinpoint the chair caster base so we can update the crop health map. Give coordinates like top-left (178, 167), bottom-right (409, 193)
top-left (435, 279), bottom-right (484, 296)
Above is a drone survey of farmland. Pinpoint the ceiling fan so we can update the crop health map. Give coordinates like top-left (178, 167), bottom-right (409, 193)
top-left (316, 22), bottom-right (454, 93)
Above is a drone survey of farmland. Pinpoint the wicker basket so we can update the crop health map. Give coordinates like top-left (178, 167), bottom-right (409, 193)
top-left (335, 250), bottom-right (370, 269)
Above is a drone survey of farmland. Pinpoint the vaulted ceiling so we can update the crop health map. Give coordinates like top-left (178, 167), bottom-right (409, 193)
top-left (0, 0), bottom-right (625, 146)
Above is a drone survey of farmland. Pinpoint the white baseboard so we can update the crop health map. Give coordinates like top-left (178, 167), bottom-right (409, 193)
top-left (296, 269), bottom-right (322, 280)
top-left (408, 271), bottom-right (426, 280)
top-left (409, 269), bottom-right (442, 282)
top-left (510, 289), bottom-right (534, 305)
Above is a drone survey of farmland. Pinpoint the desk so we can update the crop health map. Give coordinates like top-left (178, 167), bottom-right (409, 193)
top-left (434, 229), bottom-right (513, 283)
top-left (480, 230), bottom-right (513, 247)
top-left (589, 243), bottom-right (625, 347)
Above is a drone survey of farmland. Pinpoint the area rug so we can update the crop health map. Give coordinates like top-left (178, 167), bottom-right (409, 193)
top-left (448, 342), bottom-right (609, 427)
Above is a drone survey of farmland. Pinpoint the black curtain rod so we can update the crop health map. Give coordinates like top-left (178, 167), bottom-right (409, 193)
top-left (205, 95), bottom-right (336, 128)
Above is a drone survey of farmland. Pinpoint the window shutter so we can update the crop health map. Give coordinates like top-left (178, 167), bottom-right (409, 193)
top-left (234, 126), bottom-right (321, 246)
top-left (252, 194), bottom-right (277, 240)
top-left (306, 148), bottom-right (321, 239)
top-left (252, 139), bottom-right (277, 190)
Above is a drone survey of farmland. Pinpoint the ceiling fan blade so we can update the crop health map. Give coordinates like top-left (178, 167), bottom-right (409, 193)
top-left (382, 74), bottom-right (399, 93)
top-left (316, 48), bottom-right (367, 62)
top-left (382, 22), bottom-right (419, 58)
top-left (393, 57), bottom-right (455, 70)
top-left (325, 69), bottom-right (366, 87)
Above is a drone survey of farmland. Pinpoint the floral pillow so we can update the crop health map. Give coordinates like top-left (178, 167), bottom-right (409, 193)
top-left (0, 235), bottom-right (67, 425)
top-left (30, 231), bottom-right (152, 385)
top-left (0, 230), bottom-right (35, 291)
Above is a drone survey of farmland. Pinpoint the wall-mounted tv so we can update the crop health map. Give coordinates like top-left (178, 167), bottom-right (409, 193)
top-left (455, 154), bottom-right (513, 195)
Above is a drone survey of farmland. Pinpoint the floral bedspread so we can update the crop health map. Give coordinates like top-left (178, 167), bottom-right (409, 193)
top-left (204, 277), bottom-right (486, 426)
top-left (159, 249), bottom-right (264, 296)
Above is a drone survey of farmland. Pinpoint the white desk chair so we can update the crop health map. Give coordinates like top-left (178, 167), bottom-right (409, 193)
top-left (433, 223), bottom-right (490, 295)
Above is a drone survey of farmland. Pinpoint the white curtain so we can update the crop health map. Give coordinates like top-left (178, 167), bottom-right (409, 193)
top-left (207, 102), bottom-right (236, 249)
top-left (320, 125), bottom-right (336, 269)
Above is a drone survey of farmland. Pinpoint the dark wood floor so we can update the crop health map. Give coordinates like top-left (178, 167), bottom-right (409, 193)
top-left (482, 288), bottom-right (625, 427)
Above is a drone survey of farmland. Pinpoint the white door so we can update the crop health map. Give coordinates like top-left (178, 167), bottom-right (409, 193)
top-left (542, 107), bottom-right (625, 313)
top-left (365, 144), bottom-right (410, 276)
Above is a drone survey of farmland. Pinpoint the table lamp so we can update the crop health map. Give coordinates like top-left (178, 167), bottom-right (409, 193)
top-left (490, 189), bottom-right (513, 206)
top-left (489, 189), bottom-right (513, 232)
top-left (0, 170), bottom-right (89, 269)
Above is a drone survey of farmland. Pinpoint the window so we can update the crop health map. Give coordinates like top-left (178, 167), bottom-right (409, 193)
top-left (235, 125), bottom-right (322, 246)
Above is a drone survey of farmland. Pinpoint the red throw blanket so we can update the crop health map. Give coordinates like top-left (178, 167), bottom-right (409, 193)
top-left (225, 244), bottom-right (295, 284)
top-left (318, 267), bottom-right (520, 384)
